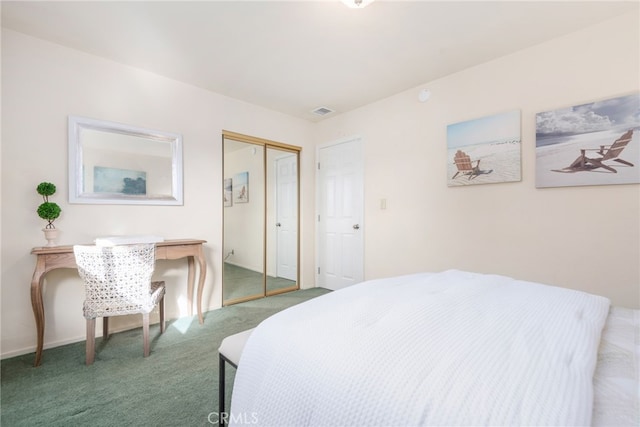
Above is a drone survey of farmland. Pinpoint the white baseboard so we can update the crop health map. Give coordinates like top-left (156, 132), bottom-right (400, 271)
top-left (0, 314), bottom-right (184, 360)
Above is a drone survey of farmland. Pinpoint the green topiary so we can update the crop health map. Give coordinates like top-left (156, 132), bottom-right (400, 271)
top-left (36, 182), bottom-right (61, 229)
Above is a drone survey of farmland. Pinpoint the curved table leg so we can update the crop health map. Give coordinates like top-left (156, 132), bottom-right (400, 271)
top-left (187, 256), bottom-right (195, 318)
top-left (31, 257), bottom-right (46, 367)
top-left (195, 248), bottom-right (207, 324)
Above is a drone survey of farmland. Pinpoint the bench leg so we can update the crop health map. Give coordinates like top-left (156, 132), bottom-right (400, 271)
top-left (219, 354), bottom-right (226, 426)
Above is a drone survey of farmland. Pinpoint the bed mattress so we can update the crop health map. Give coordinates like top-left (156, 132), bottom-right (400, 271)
top-left (593, 306), bottom-right (639, 426)
top-left (230, 270), bottom-right (634, 426)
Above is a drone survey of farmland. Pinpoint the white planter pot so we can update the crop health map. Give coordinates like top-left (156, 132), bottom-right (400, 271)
top-left (42, 228), bottom-right (59, 247)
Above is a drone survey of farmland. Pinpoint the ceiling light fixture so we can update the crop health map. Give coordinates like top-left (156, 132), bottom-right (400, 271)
top-left (341, 0), bottom-right (374, 9)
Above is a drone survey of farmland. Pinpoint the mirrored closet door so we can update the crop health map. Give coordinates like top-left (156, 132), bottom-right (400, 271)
top-left (222, 131), bottom-right (300, 305)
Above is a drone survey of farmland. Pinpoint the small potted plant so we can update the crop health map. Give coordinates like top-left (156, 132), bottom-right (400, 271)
top-left (36, 182), bottom-right (62, 246)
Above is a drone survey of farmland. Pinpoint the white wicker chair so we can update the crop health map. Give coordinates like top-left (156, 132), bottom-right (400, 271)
top-left (73, 243), bottom-right (166, 365)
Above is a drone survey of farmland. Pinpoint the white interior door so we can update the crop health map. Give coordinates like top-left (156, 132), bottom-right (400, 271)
top-left (275, 154), bottom-right (297, 281)
top-left (317, 138), bottom-right (364, 290)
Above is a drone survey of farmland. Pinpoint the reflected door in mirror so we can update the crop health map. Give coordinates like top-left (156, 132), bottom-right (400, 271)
top-left (276, 154), bottom-right (297, 280)
top-left (266, 149), bottom-right (298, 294)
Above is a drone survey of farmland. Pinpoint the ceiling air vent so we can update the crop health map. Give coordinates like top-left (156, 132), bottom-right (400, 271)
top-left (311, 106), bottom-right (334, 116)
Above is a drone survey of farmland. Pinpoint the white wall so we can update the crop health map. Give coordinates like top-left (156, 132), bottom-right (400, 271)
top-left (0, 29), bottom-right (315, 358)
top-left (315, 12), bottom-right (640, 308)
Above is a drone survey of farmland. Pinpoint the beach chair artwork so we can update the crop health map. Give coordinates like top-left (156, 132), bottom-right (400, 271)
top-left (554, 130), bottom-right (635, 173)
top-left (452, 150), bottom-right (491, 180)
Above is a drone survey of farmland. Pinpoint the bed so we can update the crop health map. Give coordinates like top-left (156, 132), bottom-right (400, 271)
top-left (229, 270), bottom-right (639, 426)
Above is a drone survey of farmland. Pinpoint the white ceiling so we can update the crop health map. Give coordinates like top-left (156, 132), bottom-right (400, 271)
top-left (2, 1), bottom-right (637, 122)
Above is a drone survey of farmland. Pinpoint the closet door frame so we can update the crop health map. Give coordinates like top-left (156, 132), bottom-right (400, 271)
top-left (222, 130), bottom-right (301, 306)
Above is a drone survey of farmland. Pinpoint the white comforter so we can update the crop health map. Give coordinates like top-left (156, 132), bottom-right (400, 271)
top-left (230, 270), bottom-right (610, 426)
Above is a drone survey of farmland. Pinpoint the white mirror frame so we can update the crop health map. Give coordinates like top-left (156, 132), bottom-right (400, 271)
top-left (68, 115), bottom-right (183, 205)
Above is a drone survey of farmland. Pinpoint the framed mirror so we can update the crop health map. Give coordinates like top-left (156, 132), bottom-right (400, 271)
top-left (68, 115), bottom-right (183, 205)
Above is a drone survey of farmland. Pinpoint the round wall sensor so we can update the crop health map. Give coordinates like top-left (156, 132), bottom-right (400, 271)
top-left (418, 89), bottom-right (431, 102)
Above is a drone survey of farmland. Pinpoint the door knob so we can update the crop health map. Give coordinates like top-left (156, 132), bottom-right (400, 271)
top-left (353, 224), bottom-right (360, 230)
top-left (276, 223), bottom-right (282, 227)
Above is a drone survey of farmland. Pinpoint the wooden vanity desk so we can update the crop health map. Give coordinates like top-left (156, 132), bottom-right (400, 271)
top-left (30, 239), bottom-right (207, 366)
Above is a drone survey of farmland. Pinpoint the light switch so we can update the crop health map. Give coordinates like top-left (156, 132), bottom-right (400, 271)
top-left (380, 198), bottom-right (387, 210)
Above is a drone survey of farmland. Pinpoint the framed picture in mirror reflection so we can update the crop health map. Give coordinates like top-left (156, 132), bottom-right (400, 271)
top-left (224, 178), bottom-right (232, 207)
top-left (233, 172), bottom-right (249, 203)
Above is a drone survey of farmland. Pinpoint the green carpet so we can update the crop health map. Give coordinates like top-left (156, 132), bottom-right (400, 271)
top-left (1, 288), bottom-right (331, 426)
